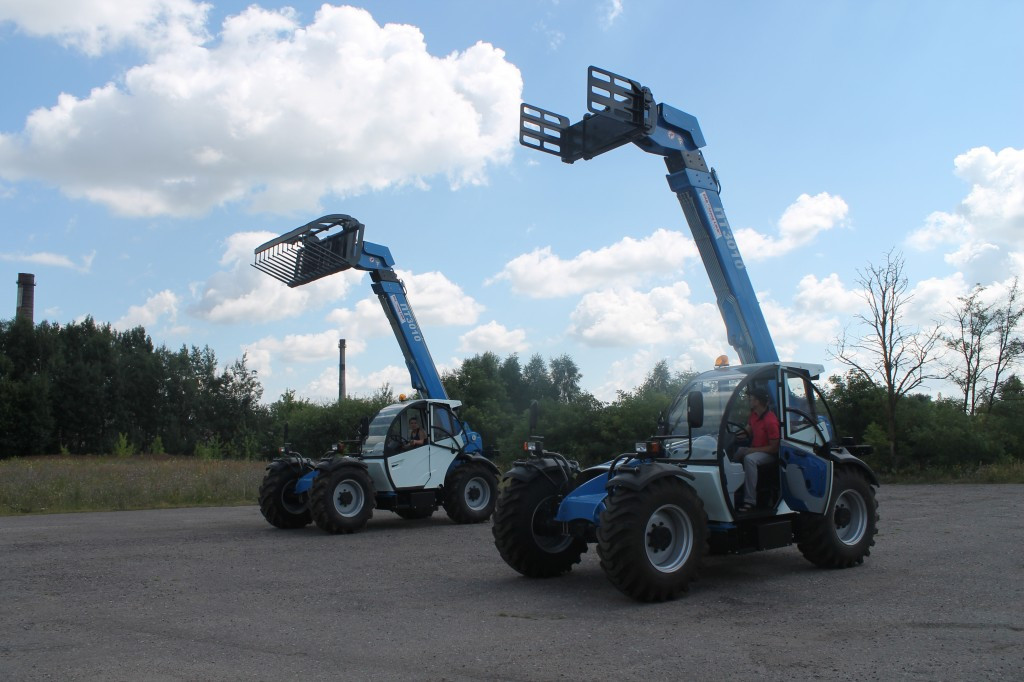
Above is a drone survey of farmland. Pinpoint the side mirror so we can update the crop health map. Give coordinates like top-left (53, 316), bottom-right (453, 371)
top-left (687, 391), bottom-right (704, 429)
top-left (357, 416), bottom-right (370, 441)
top-left (655, 411), bottom-right (668, 436)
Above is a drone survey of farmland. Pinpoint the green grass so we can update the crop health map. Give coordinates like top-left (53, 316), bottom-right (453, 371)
top-left (878, 459), bottom-right (1024, 484)
top-left (0, 455), bottom-right (267, 515)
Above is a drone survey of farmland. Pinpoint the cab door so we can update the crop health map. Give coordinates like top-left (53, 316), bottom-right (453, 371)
top-left (385, 407), bottom-right (432, 489)
top-left (779, 371), bottom-right (832, 513)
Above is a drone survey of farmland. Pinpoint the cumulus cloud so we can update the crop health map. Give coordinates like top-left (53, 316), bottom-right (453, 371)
top-left (0, 0), bottom-right (209, 56)
top-left (567, 281), bottom-right (724, 351)
top-left (305, 363), bottom-right (412, 401)
top-left (907, 146), bottom-right (1024, 282)
top-left (0, 4), bottom-right (522, 217)
top-left (113, 289), bottom-right (181, 330)
top-left (191, 231), bottom-right (359, 324)
top-left (735, 192), bottom-right (848, 261)
top-left (458, 321), bottom-right (528, 353)
top-left (0, 249), bottom-right (96, 272)
top-left (490, 228), bottom-right (698, 298)
top-left (327, 269), bottom-right (484, 334)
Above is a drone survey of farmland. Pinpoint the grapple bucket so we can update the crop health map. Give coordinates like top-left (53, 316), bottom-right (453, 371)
top-left (253, 214), bottom-right (365, 288)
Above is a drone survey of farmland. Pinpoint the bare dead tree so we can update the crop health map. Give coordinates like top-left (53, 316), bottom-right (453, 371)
top-left (831, 250), bottom-right (942, 468)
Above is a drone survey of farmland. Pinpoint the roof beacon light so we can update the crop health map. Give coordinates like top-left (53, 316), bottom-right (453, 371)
top-left (714, 355), bottom-right (730, 368)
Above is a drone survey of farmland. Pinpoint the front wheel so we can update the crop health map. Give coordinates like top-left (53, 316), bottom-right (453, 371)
top-left (492, 473), bottom-right (587, 577)
top-left (796, 466), bottom-right (878, 568)
top-left (258, 462), bottom-right (313, 529)
top-left (443, 462), bottom-right (498, 524)
top-left (310, 465), bottom-right (375, 534)
top-left (597, 476), bottom-right (707, 602)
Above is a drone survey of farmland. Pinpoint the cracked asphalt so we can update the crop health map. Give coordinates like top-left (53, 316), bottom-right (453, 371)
top-left (1, 484), bottom-right (1021, 681)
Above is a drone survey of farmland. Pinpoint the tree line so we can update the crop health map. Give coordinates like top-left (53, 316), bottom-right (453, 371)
top-left (1, 252), bottom-right (1022, 473)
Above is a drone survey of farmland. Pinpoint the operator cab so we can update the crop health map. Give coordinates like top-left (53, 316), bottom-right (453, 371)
top-left (664, 361), bottom-right (837, 515)
top-left (361, 399), bottom-right (468, 491)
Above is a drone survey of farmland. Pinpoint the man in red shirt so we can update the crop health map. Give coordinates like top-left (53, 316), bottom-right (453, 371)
top-left (735, 387), bottom-right (780, 512)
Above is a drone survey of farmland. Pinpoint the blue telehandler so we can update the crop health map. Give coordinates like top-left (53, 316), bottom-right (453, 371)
top-left (493, 67), bottom-right (879, 601)
top-left (252, 214), bottom-right (498, 533)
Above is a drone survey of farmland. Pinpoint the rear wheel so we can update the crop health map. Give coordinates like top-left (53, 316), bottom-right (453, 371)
top-left (311, 465), bottom-right (375, 534)
top-left (597, 476), bottom-right (707, 602)
top-left (258, 463), bottom-right (312, 529)
top-left (443, 463), bottom-right (498, 524)
top-left (492, 473), bottom-right (587, 577)
top-left (796, 466), bottom-right (878, 568)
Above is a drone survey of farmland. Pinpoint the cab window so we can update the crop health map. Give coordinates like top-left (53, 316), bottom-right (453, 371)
top-left (783, 372), bottom-right (835, 446)
top-left (431, 404), bottom-right (463, 442)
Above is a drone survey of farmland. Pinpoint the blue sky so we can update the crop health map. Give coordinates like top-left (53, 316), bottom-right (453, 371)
top-left (1, 0), bottom-right (1022, 403)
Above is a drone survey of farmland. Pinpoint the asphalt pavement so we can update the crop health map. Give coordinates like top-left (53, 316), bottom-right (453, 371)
top-left (1, 484), bottom-right (1021, 681)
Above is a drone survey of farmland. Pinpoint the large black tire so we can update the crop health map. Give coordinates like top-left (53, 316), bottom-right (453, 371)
top-left (492, 474), bottom-right (587, 577)
top-left (443, 463), bottom-right (498, 524)
top-left (310, 465), bottom-right (375, 534)
top-left (796, 466), bottom-right (878, 568)
top-left (258, 464), bottom-right (313, 529)
top-left (395, 507), bottom-right (435, 520)
top-left (597, 476), bottom-right (707, 602)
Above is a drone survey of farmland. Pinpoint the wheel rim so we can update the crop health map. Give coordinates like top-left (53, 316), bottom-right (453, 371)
top-left (833, 488), bottom-right (868, 545)
top-left (463, 476), bottom-right (491, 512)
top-left (645, 504), bottom-right (694, 573)
top-left (332, 479), bottom-right (365, 518)
top-left (531, 495), bottom-right (573, 553)
top-left (280, 480), bottom-right (306, 515)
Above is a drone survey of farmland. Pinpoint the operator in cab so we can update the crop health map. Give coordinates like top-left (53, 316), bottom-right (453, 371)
top-left (404, 416), bottom-right (427, 450)
top-left (734, 387), bottom-right (780, 512)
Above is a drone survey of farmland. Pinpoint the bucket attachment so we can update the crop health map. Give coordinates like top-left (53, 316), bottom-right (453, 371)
top-left (253, 214), bottom-right (365, 288)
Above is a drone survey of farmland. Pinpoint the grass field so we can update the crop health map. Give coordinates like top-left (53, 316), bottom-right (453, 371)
top-left (0, 456), bottom-right (266, 515)
top-left (1, 455), bottom-right (1022, 516)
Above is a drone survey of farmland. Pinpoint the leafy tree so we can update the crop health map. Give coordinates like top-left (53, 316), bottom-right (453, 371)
top-left (549, 354), bottom-right (583, 403)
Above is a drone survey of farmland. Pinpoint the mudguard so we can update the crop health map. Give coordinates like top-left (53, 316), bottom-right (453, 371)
top-left (606, 461), bottom-right (695, 492)
top-left (452, 452), bottom-right (501, 477)
top-left (826, 449), bottom-right (879, 487)
top-left (265, 455), bottom-right (314, 473)
top-left (294, 455), bottom-right (368, 494)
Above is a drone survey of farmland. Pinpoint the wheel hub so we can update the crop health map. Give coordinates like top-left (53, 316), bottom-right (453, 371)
top-left (647, 522), bottom-right (672, 553)
top-left (467, 486), bottom-right (481, 502)
top-left (834, 506), bottom-right (852, 528)
top-left (338, 490), bottom-right (353, 506)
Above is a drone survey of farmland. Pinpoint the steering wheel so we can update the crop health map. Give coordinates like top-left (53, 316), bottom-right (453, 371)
top-left (726, 421), bottom-right (749, 437)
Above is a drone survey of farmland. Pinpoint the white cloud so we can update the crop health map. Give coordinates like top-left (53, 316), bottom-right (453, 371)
top-left (326, 269), bottom-right (484, 336)
top-left (305, 363), bottom-right (412, 402)
top-left (567, 281), bottom-right (724, 350)
top-left (490, 228), bottom-right (697, 298)
top-left (907, 146), bottom-right (1024, 283)
top-left (0, 5), bottom-right (522, 217)
top-left (191, 231), bottom-right (359, 324)
top-left (793, 273), bottom-right (863, 315)
top-left (113, 289), bottom-right (180, 330)
top-left (458, 321), bottom-right (528, 353)
top-left (601, 0), bottom-right (624, 29)
top-left (0, 0), bottom-right (209, 56)
top-left (0, 249), bottom-right (95, 272)
top-left (735, 192), bottom-right (848, 261)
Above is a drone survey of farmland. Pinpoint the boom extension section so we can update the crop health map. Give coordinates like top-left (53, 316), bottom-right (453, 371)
top-left (521, 66), bottom-right (778, 365)
top-left (253, 214), bottom-right (447, 400)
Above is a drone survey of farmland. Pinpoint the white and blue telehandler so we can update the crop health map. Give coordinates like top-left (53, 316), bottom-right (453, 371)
top-left (493, 67), bottom-right (879, 601)
top-left (252, 215), bottom-right (498, 533)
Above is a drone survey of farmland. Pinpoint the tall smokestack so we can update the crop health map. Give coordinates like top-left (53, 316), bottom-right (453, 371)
top-left (16, 273), bottom-right (35, 323)
top-left (338, 338), bottom-right (346, 401)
